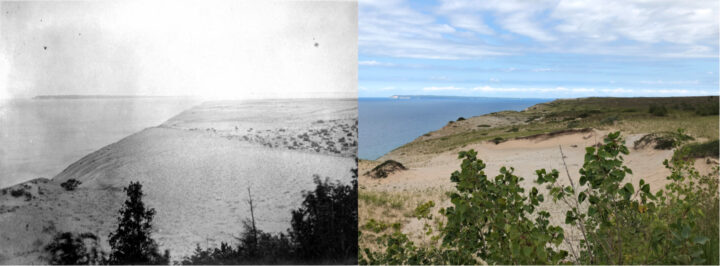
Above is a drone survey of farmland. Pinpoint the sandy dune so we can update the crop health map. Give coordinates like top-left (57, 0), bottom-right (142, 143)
top-left (0, 99), bottom-right (357, 264)
top-left (360, 129), bottom-right (717, 249)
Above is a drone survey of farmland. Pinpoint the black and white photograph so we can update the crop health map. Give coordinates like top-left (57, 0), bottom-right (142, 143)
top-left (0, 0), bottom-right (358, 264)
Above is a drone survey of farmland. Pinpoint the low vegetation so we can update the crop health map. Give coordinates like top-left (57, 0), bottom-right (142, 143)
top-left (392, 96), bottom-right (718, 155)
top-left (365, 160), bottom-right (407, 179)
top-left (45, 169), bottom-right (358, 265)
top-left (60, 179), bottom-right (82, 191)
top-left (362, 132), bottom-right (719, 265)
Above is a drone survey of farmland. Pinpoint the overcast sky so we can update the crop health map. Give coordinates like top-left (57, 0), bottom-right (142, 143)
top-left (0, 0), bottom-right (357, 100)
top-left (359, 0), bottom-right (719, 98)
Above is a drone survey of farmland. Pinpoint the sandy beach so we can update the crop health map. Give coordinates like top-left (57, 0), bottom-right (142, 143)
top-left (0, 99), bottom-right (357, 264)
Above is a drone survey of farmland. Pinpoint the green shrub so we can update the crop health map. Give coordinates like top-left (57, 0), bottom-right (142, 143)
top-left (456, 117), bottom-right (466, 121)
top-left (674, 140), bottom-right (719, 160)
top-left (490, 137), bottom-right (504, 145)
top-left (507, 127), bottom-right (519, 132)
top-left (477, 124), bottom-right (491, 128)
top-left (649, 104), bottom-right (668, 116)
top-left (363, 219), bottom-right (389, 233)
top-left (412, 201), bottom-right (435, 219)
top-left (363, 132), bottom-right (719, 265)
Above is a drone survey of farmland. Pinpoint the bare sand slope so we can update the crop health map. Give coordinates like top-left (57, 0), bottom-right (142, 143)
top-left (364, 130), bottom-right (716, 191)
top-left (0, 100), bottom-right (357, 264)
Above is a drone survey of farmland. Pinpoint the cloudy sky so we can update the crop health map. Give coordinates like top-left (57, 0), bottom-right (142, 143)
top-left (0, 0), bottom-right (357, 100)
top-left (359, 0), bottom-right (719, 98)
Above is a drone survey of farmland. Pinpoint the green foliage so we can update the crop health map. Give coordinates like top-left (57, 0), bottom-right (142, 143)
top-left (674, 139), bottom-right (719, 160)
top-left (108, 182), bottom-right (169, 265)
top-left (456, 117), bottom-right (466, 121)
top-left (477, 124), bottom-right (491, 128)
top-left (365, 131), bottom-right (718, 265)
top-left (649, 104), bottom-right (669, 116)
top-left (507, 126), bottom-right (519, 132)
top-left (60, 179), bottom-right (81, 191)
top-left (363, 219), bottom-right (389, 233)
top-left (363, 150), bottom-right (568, 265)
top-left (538, 131), bottom-right (718, 264)
top-left (440, 150), bottom-right (567, 264)
top-left (413, 201), bottom-right (435, 219)
top-left (44, 232), bottom-right (106, 265)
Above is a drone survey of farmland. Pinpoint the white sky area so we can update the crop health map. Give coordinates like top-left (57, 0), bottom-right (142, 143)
top-left (0, 0), bottom-right (358, 100)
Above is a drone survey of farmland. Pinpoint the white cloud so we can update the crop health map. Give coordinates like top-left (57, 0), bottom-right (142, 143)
top-left (423, 86), bottom-right (465, 91)
top-left (361, 0), bottom-right (719, 59)
top-left (359, 60), bottom-right (395, 66)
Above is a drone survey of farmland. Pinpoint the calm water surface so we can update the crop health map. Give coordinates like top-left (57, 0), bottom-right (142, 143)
top-left (0, 98), bottom-right (200, 188)
top-left (359, 97), bottom-right (552, 160)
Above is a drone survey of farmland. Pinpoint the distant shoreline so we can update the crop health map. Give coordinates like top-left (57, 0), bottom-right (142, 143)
top-left (33, 95), bottom-right (190, 100)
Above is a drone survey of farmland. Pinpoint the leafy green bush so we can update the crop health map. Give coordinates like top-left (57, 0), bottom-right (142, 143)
top-left (362, 150), bottom-right (568, 265)
top-left (363, 132), bottom-right (719, 265)
top-left (456, 117), bottom-right (465, 121)
top-left (649, 104), bottom-right (668, 116)
top-left (412, 201), bottom-right (435, 219)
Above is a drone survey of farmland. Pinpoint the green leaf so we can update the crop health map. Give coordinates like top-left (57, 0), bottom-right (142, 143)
top-left (578, 192), bottom-right (586, 204)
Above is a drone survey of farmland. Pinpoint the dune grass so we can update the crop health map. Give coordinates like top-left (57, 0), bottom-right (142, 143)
top-left (390, 96), bottom-right (719, 155)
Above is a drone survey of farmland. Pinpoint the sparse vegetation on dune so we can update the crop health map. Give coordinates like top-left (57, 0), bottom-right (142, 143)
top-left (387, 96), bottom-right (718, 156)
top-left (362, 132), bottom-right (719, 265)
top-left (365, 160), bottom-right (407, 179)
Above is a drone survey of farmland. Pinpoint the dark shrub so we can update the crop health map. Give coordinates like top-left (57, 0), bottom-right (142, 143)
top-left (456, 117), bottom-right (465, 121)
top-left (10, 188), bottom-right (25, 197)
top-left (108, 182), bottom-right (169, 265)
top-left (290, 168), bottom-right (358, 263)
top-left (490, 137), bottom-right (504, 144)
top-left (44, 232), bottom-right (105, 265)
top-left (60, 179), bottom-right (82, 191)
top-left (649, 104), bottom-right (668, 116)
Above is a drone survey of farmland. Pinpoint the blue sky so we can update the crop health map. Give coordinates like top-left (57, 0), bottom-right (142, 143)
top-left (359, 0), bottom-right (719, 98)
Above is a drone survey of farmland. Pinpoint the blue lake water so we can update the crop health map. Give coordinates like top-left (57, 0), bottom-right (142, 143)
top-left (0, 97), bottom-right (200, 188)
top-left (359, 97), bottom-right (552, 160)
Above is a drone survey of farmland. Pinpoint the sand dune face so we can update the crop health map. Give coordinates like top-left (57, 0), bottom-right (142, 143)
top-left (0, 99), bottom-right (358, 263)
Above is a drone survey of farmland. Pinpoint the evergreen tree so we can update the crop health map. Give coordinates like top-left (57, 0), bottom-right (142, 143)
top-left (108, 181), bottom-right (169, 265)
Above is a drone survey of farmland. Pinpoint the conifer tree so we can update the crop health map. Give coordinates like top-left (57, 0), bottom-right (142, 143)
top-left (108, 181), bottom-right (168, 265)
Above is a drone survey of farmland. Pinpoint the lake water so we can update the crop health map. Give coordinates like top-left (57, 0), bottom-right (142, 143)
top-left (0, 97), bottom-right (200, 188)
top-left (359, 97), bottom-right (552, 160)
